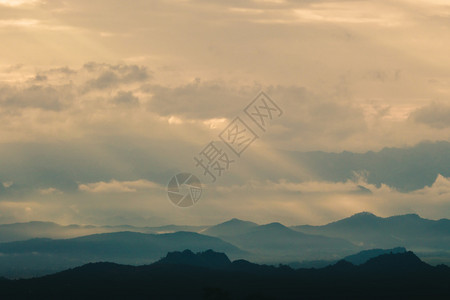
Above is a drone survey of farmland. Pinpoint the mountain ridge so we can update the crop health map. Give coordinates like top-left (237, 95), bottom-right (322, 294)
top-left (0, 249), bottom-right (448, 299)
top-left (1, 211), bottom-right (449, 278)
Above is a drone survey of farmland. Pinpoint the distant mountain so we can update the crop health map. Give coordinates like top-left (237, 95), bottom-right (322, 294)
top-left (0, 221), bottom-right (206, 243)
top-left (0, 250), bottom-right (448, 299)
top-left (216, 222), bottom-right (358, 262)
top-left (202, 218), bottom-right (258, 237)
top-left (291, 212), bottom-right (450, 251)
top-left (1, 211), bottom-right (449, 278)
top-left (145, 224), bottom-right (207, 234)
top-left (0, 231), bottom-right (246, 278)
top-left (0, 221), bottom-right (90, 243)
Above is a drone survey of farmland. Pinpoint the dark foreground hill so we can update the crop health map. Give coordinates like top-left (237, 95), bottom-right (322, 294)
top-left (0, 250), bottom-right (448, 300)
top-left (289, 247), bottom-right (407, 268)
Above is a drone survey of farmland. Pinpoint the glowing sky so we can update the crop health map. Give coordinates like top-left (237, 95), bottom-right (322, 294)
top-left (0, 0), bottom-right (449, 226)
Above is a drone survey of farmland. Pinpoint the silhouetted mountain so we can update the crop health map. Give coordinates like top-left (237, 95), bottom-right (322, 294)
top-left (360, 251), bottom-right (431, 273)
top-left (0, 231), bottom-right (246, 278)
top-left (147, 224), bottom-right (207, 233)
top-left (0, 221), bottom-right (206, 243)
top-left (0, 250), bottom-right (448, 299)
top-left (325, 259), bottom-right (357, 272)
top-left (156, 249), bottom-right (231, 269)
top-left (0, 221), bottom-right (85, 243)
top-left (343, 247), bottom-right (406, 265)
top-left (202, 218), bottom-right (258, 237)
top-left (219, 222), bottom-right (357, 262)
top-left (292, 212), bottom-right (450, 251)
top-left (156, 249), bottom-right (294, 275)
top-left (289, 247), bottom-right (407, 269)
top-left (1, 211), bottom-right (449, 279)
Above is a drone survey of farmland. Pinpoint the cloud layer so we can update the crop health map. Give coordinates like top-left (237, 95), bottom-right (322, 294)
top-left (0, 0), bottom-right (449, 225)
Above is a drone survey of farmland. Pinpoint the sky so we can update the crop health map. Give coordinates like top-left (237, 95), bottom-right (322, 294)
top-left (0, 0), bottom-right (449, 226)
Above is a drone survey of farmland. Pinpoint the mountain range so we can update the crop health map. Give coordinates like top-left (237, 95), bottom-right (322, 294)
top-left (0, 231), bottom-right (245, 278)
top-left (0, 212), bottom-right (448, 278)
top-left (0, 221), bottom-right (207, 243)
top-left (203, 220), bottom-right (358, 261)
top-left (291, 212), bottom-right (450, 251)
top-left (0, 249), bottom-right (448, 299)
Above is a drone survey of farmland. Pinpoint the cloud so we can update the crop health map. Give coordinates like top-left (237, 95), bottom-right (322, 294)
top-left (0, 0), bottom-right (450, 226)
top-left (0, 18), bottom-right (40, 28)
top-left (215, 178), bottom-right (370, 194)
top-left (200, 173), bottom-right (450, 226)
top-left (0, 0), bottom-right (39, 6)
top-left (83, 62), bottom-right (150, 91)
top-left (2, 181), bottom-right (13, 188)
top-left (78, 179), bottom-right (162, 193)
top-left (416, 174), bottom-right (450, 196)
top-left (0, 63), bottom-right (448, 201)
top-left (38, 187), bottom-right (62, 195)
top-left (410, 102), bottom-right (450, 128)
top-left (284, 141), bottom-right (450, 192)
top-left (1, 170), bottom-right (448, 227)
top-left (0, 84), bottom-right (67, 110)
top-left (145, 79), bottom-right (255, 119)
top-left (0, 140), bottom-right (448, 226)
top-left (112, 91), bottom-right (139, 105)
